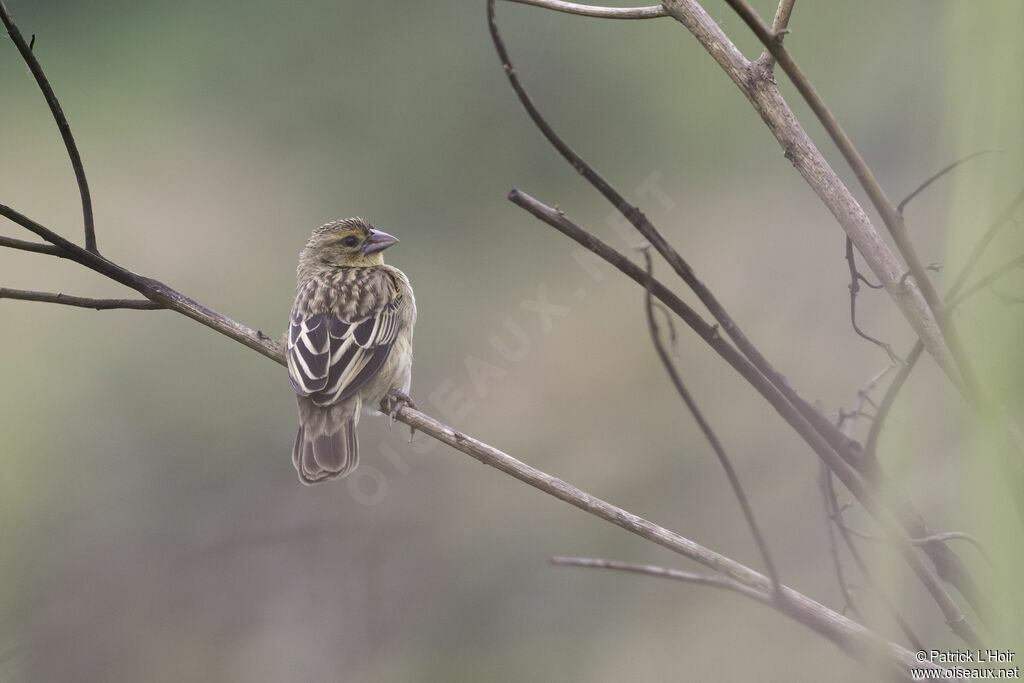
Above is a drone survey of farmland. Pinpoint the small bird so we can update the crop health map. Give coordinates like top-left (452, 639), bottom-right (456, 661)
top-left (287, 217), bottom-right (416, 484)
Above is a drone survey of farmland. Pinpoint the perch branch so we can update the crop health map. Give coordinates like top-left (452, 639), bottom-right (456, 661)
top-left (0, 196), bottom-right (943, 675)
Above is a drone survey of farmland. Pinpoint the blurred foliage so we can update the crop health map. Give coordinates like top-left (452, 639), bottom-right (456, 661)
top-left (1, 0), bottom-right (1022, 681)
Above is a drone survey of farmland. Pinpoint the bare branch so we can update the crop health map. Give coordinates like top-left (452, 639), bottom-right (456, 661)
top-left (507, 191), bottom-right (984, 640)
top-left (897, 150), bottom-right (999, 216)
top-left (504, 0), bottom-right (666, 19)
top-left (819, 461), bottom-right (861, 619)
top-left (0, 234), bottom-right (64, 257)
top-left (657, 0), bottom-right (961, 390)
top-left (719, 0), bottom-right (947, 326)
top-left (0, 0), bottom-right (96, 252)
top-left (551, 556), bottom-right (769, 601)
top-left (0, 287), bottom-right (162, 310)
top-left (394, 404), bottom-right (932, 678)
top-left (491, 0), bottom-right (871, 478)
top-left (642, 249), bottom-right (781, 593)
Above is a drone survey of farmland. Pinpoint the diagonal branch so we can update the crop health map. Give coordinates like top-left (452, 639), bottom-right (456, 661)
top-left (657, 0), bottom-right (960, 391)
top-left (491, 0), bottom-right (866, 477)
top-left (504, 0), bottom-right (666, 19)
top-left (0, 288), bottom-right (163, 310)
top-left (507, 191), bottom-right (984, 641)
top-left (0, 0), bottom-right (96, 252)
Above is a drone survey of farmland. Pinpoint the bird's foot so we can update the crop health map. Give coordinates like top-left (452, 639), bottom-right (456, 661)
top-left (383, 390), bottom-right (418, 441)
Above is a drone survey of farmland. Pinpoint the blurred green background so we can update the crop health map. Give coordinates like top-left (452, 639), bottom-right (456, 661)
top-left (1, 1), bottom-right (1022, 681)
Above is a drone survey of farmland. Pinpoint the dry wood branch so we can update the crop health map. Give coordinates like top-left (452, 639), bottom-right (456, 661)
top-left (507, 192), bottom-right (982, 643)
top-left (0, 288), bottom-right (162, 310)
top-left (490, 0), bottom-right (865, 473)
top-left (657, 0), bottom-right (959, 389)
top-left (396, 405), bottom-right (931, 679)
top-left (0, 0), bottom-right (96, 252)
top-left (504, 0), bottom-right (666, 18)
top-left (0, 196), bottom-right (939, 674)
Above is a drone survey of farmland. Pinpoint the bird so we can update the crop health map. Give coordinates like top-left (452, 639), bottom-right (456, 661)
top-left (287, 217), bottom-right (416, 484)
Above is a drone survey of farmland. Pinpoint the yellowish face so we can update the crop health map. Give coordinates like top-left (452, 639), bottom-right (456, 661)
top-left (306, 218), bottom-right (397, 268)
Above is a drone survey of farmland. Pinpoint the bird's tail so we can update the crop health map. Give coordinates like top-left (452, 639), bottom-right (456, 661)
top-left (293, 397), bottom-right (360, 484)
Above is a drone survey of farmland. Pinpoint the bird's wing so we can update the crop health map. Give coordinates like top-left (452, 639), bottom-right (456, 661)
top-left (288, 276), bottom-right (401, 407)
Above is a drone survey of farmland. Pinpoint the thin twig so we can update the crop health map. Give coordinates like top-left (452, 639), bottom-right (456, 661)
top-left (504, 0), bottom-right (666, 19)
top-left (845, 236), bottom-right (900, 363)
top-left (0, 287), bottom-right (163, 310)
top-left (641, 248), bottom-right (781, 594)
top-left (0, 0), bottom-right (96, 252)
top-left (840, 526), bottom-right (990, 563)
top-left (897, 151), bottom-right (999, 216)
top-left (0, 234), bottom-right (64, 257)
top-left (550, 556), bottom-right (769, 601)
top-left (819, 461), bottom-right (860, 619)
top-left (758, 0), bottom-right (796, 66)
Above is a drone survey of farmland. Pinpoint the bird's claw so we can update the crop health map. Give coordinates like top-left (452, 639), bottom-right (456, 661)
top-left (384, 390), bottom-right (417, 427)
top-left (384, 390), bottom-right (418, 442)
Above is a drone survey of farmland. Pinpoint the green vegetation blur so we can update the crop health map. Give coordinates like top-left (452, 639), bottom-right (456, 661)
top-left (1, 1), bottom-right (1021, 681)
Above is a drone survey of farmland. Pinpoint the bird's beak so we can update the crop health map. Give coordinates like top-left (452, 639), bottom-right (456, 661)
top-left (362, 229), bottom-right (400, 255)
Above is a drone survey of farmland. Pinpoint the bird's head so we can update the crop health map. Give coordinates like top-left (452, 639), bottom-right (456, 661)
top-left (300, 217), bottom-right (400, 272)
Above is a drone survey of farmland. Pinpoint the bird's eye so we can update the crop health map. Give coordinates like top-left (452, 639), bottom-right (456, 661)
top-left (342, 236), bottom-right (359, 248)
